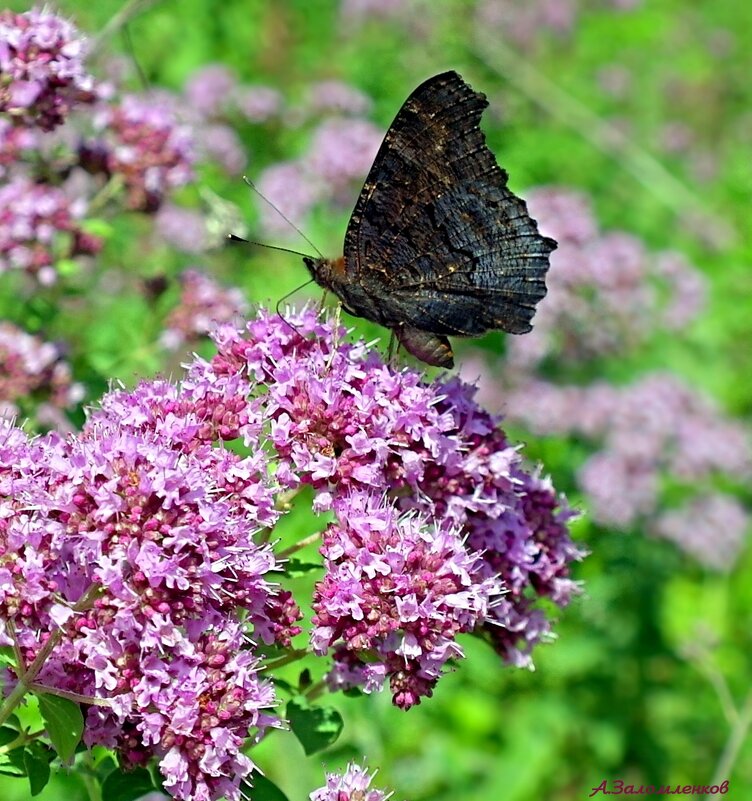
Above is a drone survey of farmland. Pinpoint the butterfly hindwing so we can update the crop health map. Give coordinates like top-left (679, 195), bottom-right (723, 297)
top-left (388, 179), bottom-right (555, 336)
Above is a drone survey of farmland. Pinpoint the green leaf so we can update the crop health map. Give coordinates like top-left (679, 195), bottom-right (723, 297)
top-left (101, 766), bottom-right (156, 801)
top-left (0, 646), bottom-right (17, 667)
top-left (81, 218), bottom-right (113, 238)
top-left (244, 772), bottom-right (290, 801)
top-left (272, 677), bottom-right (296, 694)
top-left (24, 741), bottom-right (52, 796)
top-left (298, 669), bottom-right (312, 691)
top-left (56, 259), bottom-right (81, 277)
top-left (286, 696), bottom-right (343, 756)
top-left (282, 559), bottom-right (321, 577)
top-left (0, 744), bottom-right (26, 776)
top-left (36, 693), bottom-right (84, 764)
top-left (91, 748), bottom-right (118, 775)
top-left (0, 724), bottom-right (20, 747)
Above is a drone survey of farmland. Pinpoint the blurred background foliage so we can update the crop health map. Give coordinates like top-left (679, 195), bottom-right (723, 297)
top-left (1, 0), bottom-right (751, 799)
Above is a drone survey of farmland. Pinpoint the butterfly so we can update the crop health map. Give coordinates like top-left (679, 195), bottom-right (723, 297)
top-left (304, 70), bottom-right (557, 369)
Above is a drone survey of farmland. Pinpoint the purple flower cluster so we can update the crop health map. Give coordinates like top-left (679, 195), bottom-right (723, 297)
top-left (306, 80), bottom-right (373, 117)
top-left (0, 118), bottom-right (37, 178)
top-left (177, 65), bottom-right (256, 172)
top-left (80, 93), bottom-right (195, 212)
top-left (255, 162), bottom-right (324, 237)
top-left (340, 0), bottom-right (408, 25)
top-left (313, 493), bottom-right (501, 709)
top-left (209, 306), bottom-right (582, 700)
top-left (184, 64), bottom-right (236, 118)
top-left (85, 623), bottom-right (277, 801)
top-left (235, 84), bottom-right (283, 123)
top-left (305, 118), bottom-right (383, 205)
top-left (0, 175), bottom-right (101, 284)
top-left (182, 64), bottom-right (280, 126)
top-left (503, 187), bottom-right (706, 369)
top-left (0, 321), bottom-right (83, 428)
top-left (1, 304), bottom-right (580, 793)
top-left (474, 0), bottom-right (578, 50)
top-left (311, 762), bottom-right (394, 801)
top-left (654, 495), bottom-right (748, 572)
top-left (155, 203), bottom-right (209, 253)
top-left (172, 66), bottom-right (383, 236)
top-left (0, 7), bottom-right (96, 131)
top-left (499, 373), bottom-right (750, 568)
top-left (0, 368), bottom-right (297, 800)
top-left (254, 115), bottom-right (382, 234)
top-left (474, 0), bottom-right (642, 51)
top-left (197, 122), bottom-right (247, 174)
top-left (160, 269), bottom-right (249, 351)
top-left (233, 76), bottom-right (383, 237)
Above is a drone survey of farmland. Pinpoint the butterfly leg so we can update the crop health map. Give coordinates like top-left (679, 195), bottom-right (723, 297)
top-left (386, 331), bottom-right (400, 366)
top-left (325, 302), bottom-right (343, 370)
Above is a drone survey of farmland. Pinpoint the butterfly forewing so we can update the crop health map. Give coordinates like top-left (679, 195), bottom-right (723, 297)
top-left (342, 70), bottom-right (555, 338)
top-left (303, 70), bottom-right (556, 367)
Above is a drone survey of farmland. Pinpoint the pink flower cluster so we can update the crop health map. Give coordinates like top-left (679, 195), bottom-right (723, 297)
top-left (0, 321), bottom-right (83, 428)
top-left (210, 306), bottom-right (583, 700)
top-left (1, 305), bottom-right (581, 795)
top-left (0, 369), bottom-right (295, 800)
top-left (0, 175), bottom-right (101, 284)
top-left (160, 269), bottom-right (249, 351)
top-left (80, 93), bottom-right (195, 212)
top-left (499, 374), bottom-right (750, 568)
top-left (255, 114), bottom-right (382, 234)
top-left (311, 762), bottom-right (394, 801)
top-left (473, 0), bottom-right (641, 52)
top-left (237, 77), bottom-right (383, 237)
top-left (0, 7), bottom-right (96, 131)
top-left (313, 493), bottom-right (501, 709)
top-left (475, 0), bottom-right (578, 50)
top-left (505, 187), bottom-right (706, 368)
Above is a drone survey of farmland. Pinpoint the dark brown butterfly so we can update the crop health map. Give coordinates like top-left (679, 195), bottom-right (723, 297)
top-left (304, 70), bottom-right (556, 368)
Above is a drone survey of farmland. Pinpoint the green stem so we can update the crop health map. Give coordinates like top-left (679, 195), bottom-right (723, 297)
top-left (7, 620), bottom-right (25, 678)
top-left (0, 584), bottom-right (101, 727)
top-left (694, 654), bottom-right (739, 727)
top-left (706, 690), bottom-right (752, 796)
top-left (263, 648), bottom-right (310, 672)
top-left (278, 531), bottom-right (322, 558)
top-left (0, 730), bottom-right (30, 754)
top-left (275, 487), bottom-right (305, 511)
top-left (89, 0), bottom-right (161, 56)
top-left (86, 175), bottom-right (124, 215)
top-left (80, 750), bottom-right (104, 801)
top-left (303, 679), bottom-right (328, 702)
top-left (28, 683), bottom-right (112, 708)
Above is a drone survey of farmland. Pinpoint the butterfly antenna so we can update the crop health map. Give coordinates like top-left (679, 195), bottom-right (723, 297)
top-left (274, 279), bottom-right (317, 339)
top-left (227, 234), bottom-right (315, 260)
top-left (242, 175), bottom-right (324, 259)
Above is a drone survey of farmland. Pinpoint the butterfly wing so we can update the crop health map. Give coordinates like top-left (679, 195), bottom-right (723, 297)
top-left (343, 70), bottom-right (555, 337)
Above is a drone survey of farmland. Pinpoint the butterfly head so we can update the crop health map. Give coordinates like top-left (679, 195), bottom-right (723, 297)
top-left (303, 256), bottom-right (346, 294)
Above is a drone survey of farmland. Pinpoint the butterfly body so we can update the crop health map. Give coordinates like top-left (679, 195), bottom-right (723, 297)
top-left (304, 71), bottom-right (556, 369)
